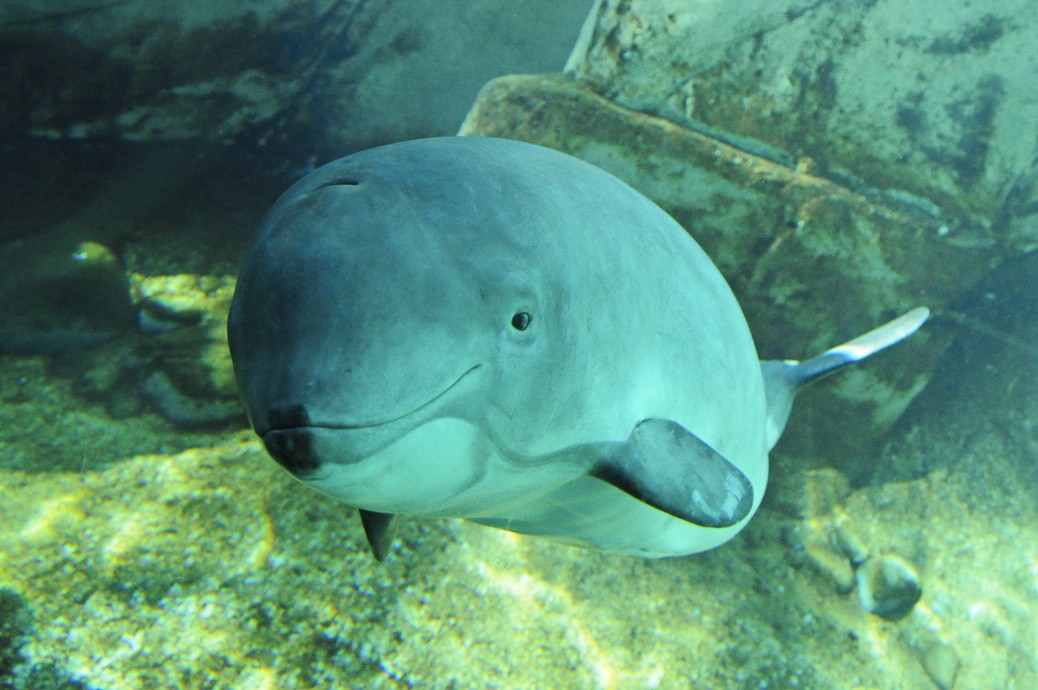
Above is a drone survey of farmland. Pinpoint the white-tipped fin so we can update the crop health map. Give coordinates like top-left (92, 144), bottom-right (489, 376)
top-left (762, 307), bottom-right (929, 449)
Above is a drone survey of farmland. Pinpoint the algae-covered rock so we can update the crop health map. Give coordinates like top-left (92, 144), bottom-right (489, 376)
top-left (136, 274), bottom-right (223, 328)
top-left (569, 0), bottom-right (1038, 246)
top-left (0, 236), bottom-right (134, 354)
top-left (131, 274), bottom-right (242, 427)
top-left (0, 0), bottom-right (587, 155)
top-left (40, 272), bottom-right (243, 427)
top-left (133, 275), bottom-right (236, 394)
top-left (856, 555), bottom-right (921, 621)
top-left (0, 587), bottom-right (33, 679)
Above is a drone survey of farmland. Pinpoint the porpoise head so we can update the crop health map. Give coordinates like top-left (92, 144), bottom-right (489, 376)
top-left (228, 139), bottom-right (592, 515)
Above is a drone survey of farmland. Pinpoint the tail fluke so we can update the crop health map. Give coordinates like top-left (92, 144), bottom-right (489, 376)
top-left (762, 307), bottom-right (930, 449)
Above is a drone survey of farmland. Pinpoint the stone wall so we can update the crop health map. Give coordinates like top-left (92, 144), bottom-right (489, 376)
top-left (569, 0), bottom-right (1038, 251)
top-left (1, 0), bottom-right (591, 154)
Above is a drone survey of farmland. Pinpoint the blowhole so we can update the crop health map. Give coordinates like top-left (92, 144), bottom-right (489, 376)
top-left (316, 178), bottom-right (360, 190)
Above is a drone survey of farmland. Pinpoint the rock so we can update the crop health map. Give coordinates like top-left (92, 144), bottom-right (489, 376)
top-left (0, 236), bottom-right (134, 353)
top-left (568, 0), bottom-right (1038, 252)
top-left (131, 274), bottom-right (242, 427)
top-left (138, 370), bottom-right (242, 428)
top-left (779, 471), bottom-right (863, 595)
top-left (856, 555), bottom-right (922, 621)
top-left (133, 272), bottom-right (231, 331)
top-left (771, 467), bottom-right (852, 519)
top-left (831, 521), bottom-right (869, 568)
top-left (0, 587), bottom-right (33, 678)
top-left (787, 503), bottom-right (866, 595)
top-left (921, 639), bottom-right (960, 690)
top-left (37, 272), bottom-right (243, 426)
top-left (0, 0), bottom-right (588, 156)
top-left (804, 539), bottom-right (856, 595)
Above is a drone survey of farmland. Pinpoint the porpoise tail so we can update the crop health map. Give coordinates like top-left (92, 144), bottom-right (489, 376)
top-left (761, 307), bottom-right (930, 449)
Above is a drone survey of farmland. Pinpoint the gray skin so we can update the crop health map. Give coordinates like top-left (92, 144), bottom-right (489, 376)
top-left (228, 136), bottom-right (927, 559)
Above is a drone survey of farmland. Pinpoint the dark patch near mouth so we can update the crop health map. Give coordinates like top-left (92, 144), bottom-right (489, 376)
top-left (266, 402), bottom-right (311, 431)
top-left (263, 428), bottom-right (321, 475)
top-left (256, 365), bottom-right (481, 475)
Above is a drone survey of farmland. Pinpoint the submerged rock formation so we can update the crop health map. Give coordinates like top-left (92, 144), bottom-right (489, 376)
top-left (0, 0), bottom-right (589, 155)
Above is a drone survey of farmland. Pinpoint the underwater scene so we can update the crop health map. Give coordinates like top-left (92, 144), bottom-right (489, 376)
top-left (0, 0), bottom-right (1035, 688)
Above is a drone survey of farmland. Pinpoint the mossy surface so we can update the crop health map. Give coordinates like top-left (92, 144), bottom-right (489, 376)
top-left (1, 413), bottom-right (1033, 688)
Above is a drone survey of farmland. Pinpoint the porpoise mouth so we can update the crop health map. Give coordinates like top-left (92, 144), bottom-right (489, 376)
top-left (260, 365), bottom-right (479, 476)
top-left (262, 364), bottom-right (480, 435)
top-left (330, 364), bottom-right (481, 430)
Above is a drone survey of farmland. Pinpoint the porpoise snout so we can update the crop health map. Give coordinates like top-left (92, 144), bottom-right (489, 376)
top-left (264, 402), bottom-right (312, 434)
top-left (263, 427), bottom-right (322, 476)
top-left (259, 402), bottom-right (322, 475)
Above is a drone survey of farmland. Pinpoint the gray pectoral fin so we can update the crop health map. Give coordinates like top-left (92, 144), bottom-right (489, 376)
top-left (358, 509), bottom-right (396, 561)
top-left (590, 419), bottom-right (753, 528)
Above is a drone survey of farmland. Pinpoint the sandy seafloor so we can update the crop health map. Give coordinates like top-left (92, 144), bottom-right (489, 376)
top-left (0, 327), bottom-right (1035, 689)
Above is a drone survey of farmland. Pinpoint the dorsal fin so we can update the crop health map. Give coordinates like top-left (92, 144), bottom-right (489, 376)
top-left (358, 509), bottom-right (396, 561)
top-left (762, 307), bottom-right (929, 449)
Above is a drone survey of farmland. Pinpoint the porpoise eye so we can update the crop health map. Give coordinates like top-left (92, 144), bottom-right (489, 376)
top-left (511, 311), bottom-right (533, 331)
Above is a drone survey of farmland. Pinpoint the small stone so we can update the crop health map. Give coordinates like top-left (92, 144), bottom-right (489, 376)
top-left (0, 586), bottom-right (34, 673)
top-left (921, 639), bottom-right (960, 690)
top-left (776, 468), bottom-right (852, 518)
top-left (139, 370), bottom-right (243, 427)
top-left (831, 520), bottom-right (869, 567)
top-left (134, 274), bottom-right (235, 326)
top-left (856, 555), bottom-right (922, 621)
top-left (129, 273), bottom-right (241, 425)
top-left (805, 541), bottom-right (856, 594)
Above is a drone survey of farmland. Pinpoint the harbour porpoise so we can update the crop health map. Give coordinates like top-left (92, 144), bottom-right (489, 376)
top-left (227, 136), bottom-right (928, 559)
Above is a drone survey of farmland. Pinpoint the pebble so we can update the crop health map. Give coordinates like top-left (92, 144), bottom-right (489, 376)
top-left (921, 639), bottom-right (960, 690)
top-left (831, 520), bottom-right (869, 567)
top-left (139, 370), bottom-right (243, 427)
top-left (805, 541), bottom-right (856, 594)
top-left (855, 555), bottom-right (922, 621)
